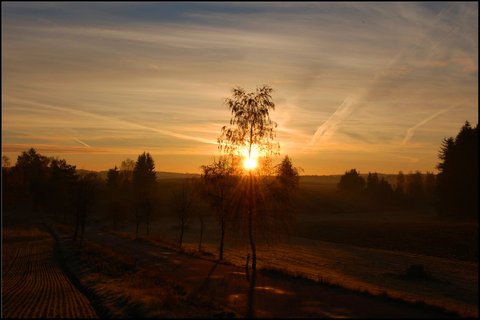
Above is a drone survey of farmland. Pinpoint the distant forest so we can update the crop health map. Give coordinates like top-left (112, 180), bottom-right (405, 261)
top-left (2, 121), bottom-right (478, 240)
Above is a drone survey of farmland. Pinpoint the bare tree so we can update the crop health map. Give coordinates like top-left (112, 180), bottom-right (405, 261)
top-left (172, 178), bottom-right (197, 248)
top-left (216, 85), bottom-right (282, 318)
top-left (218, 86), bottom-right (279, 277)
top-left (72, 172), bottom-right (98, 247)
top-left (201, 156), bottom-right (239, 260)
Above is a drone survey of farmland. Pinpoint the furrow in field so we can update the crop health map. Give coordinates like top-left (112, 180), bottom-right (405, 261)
top-left (2, 233), bottom-right (98, 319)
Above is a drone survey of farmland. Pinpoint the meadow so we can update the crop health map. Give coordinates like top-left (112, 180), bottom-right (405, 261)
top-left (86, 175), bottom-right (478, 317)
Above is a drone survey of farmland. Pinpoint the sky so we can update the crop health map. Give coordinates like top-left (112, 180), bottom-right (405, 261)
top-left (2, 2), bottom-right (478, 174)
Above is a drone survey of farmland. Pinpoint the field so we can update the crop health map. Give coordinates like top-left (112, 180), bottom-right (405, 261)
top-left (2, 214), bottom-right (98, 318)
top-left (2, 176), bottom-right (478, 318)
top-left (94, 176), bottom-right (478, 317)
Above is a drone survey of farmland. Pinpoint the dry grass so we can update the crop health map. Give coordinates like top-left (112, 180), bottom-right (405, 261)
top-left (135, 217), bottom-right (478, 318)
top-left (55, 227), bottom-right (234, 318)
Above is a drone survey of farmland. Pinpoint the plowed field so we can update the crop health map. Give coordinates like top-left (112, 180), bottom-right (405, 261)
top-left (2, 228), bottom-right (98, 318)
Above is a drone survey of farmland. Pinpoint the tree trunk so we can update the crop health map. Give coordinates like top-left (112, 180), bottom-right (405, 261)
top-left (79, 211), bottom-right (86, 248)
top-left (219, 216), bottom-right (225, 260)
top-left (146, 216), bottom-right (150, 237)
top-left (179, 221), bottom-right (184, 248)
top-left (135, 213), bottom-right (140, 239)
top-left (73, 209), bottom-right (80, 242)
top-left (248, 172), bottom-right (257, 274)
top-left (198, 217), bottom-right (204, 252)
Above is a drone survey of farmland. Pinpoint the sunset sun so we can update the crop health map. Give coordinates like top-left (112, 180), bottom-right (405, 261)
top-left (242, 145), bottom-right (260, 171)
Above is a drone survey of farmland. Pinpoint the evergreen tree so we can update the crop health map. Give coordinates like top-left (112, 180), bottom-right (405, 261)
top-left (436, 121), bottom-right (478, 217)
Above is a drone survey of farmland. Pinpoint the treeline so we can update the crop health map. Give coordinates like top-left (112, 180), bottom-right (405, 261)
top-left (2, 150), bottom-right (300, 259)
top-left (337, 169), bottom-right (436, 210)
top-left (337, 121), bottom-right (478, 218)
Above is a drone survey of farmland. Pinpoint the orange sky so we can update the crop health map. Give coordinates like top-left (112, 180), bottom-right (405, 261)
top-left (2, 2), bottom-right (478, 174)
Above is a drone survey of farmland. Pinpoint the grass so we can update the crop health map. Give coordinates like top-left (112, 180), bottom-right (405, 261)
top-left (52, 223), bottom-right (236, 318)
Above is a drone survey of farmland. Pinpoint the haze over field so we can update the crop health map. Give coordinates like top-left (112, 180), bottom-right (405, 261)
top-left (2, 2), bottom-right (478, 174)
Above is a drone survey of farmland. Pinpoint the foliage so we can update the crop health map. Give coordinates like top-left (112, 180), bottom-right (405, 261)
top-left (218, 85), bottom-right (279, 158)
top-left (200, 156), bottom-right (240, 259)
top-left (436, 121), bottom-right (478, 217)
top-left (133, 152), bottom-right (156, 192)
top-left (337, 169), bottom-right (365, 193)
top-left (131, 152), bottom-right (157, 237)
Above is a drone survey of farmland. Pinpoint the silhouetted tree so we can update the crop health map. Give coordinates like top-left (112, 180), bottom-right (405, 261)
top-left (133, 152), bottom-right (156, 237)
top-left (365, 172), bottom-right (380, 197)
top-left (14, 148), bottom-right (51, 211)
top-left (73, 172), bottom-right (98, 247)
top-left (406, 171), bottom-right (424, 205)
top-left (107, 166), bottom-right (119, 188)
top-left (48, 158), bottom-right (78, 221)
top-left (262, 155), bottom-right (300, 242)
top-left (2, 155), bottom-right (11, 168)
top-left (337, 169), bottom-right (365, 193)
top-left (436, 121), bottom-right (478, 217)
top-left (218, 85), bottom-right (280, 317)
top-left (201, 156), bottom-right (239, 260)
top-left (276, 156), bottom-right (300, 190)
top-left (217, 85), bottom-right (279, 287)
top-left (172, 178), bottom-right (197, 248)
top-left (377, 177), bottom-right (394, 205)
top-left (106, 166), bottom-right (126, 229)
top-left (394, 171), bottom-right (406, 201)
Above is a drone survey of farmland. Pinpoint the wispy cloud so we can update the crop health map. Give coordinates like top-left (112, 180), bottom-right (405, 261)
top-left (402, 105), bottom-right (459, 145)
top-left (73, 137), bottom-right (91, 148)
top-left (307, 94), bottom-right (359, 149)
top-left (2, 2), bottom-right (477, 173)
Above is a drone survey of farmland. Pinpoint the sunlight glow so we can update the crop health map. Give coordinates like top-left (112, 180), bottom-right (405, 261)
top-left (243, 157), bottom-right (258, 170)
top-left (242, 145), bottom-right (260, 171)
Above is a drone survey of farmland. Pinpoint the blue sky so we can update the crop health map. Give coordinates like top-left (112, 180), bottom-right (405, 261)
top-left (2, 2), bottom-right (478, 173)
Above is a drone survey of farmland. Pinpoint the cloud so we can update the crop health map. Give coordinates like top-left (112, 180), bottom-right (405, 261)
top-left (307, 94), bottom-right (360, 148)
top-left (402, 105), bottom-right (459, 145)
top-left (73, 137), bottom-right (91, 148)
top-left (2, 2), bottom-right (477, 173)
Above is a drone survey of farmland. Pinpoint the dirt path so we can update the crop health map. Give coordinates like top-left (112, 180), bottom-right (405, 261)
top-left (2, 227), bottom-right (98, 318)
top-left (82, 228), bottom-right (456, 318)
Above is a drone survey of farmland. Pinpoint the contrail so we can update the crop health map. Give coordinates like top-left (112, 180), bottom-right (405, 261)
top-left (8, 97), bottom-right (218, 145)
top-left (308, 94), bottom-right (357, 147)
top-left (402, 105), bottom-right (458, 145)
top-left (73, 137), bottom-right (91, 148)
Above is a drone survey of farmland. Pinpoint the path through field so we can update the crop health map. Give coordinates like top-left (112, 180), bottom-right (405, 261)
top-left (2, 225), bottom-right (98, 318)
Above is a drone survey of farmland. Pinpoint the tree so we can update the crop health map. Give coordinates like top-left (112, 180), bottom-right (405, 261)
top-left (107, 166), bottom-right (120, 189)
top-left (406, 171), bottom-right (424, 204)
top-left (201, 156), bottom-right (239, 260)
top-left (48, 158), bottom-right (78, 221)
top-left (217, 85), bottom-right (279, 280)
top-left (263, 155), bottom-right (300, 242)
top-left (133, 152), bottom-right (156, 237)
top-left (218, 85), bottom-right (280, 317)
top-left (394, 171), bottom-right (406, 201)
top-left (72, 172), bottom-right (98, 247)
top-left (2, 155), bottom-right (11, 168)
top-left (14, 148), bottom-right (51, 211)
top-left (106, 166), bottom-right (125, 229)
top-left (337, 169), bottom-right (365, 193)
top-left (365, 172), bottom-right (379, 197)
top-left (172, 178), bottom-right (197, 248)
top-left (436, 121), bottom-right (478, 217)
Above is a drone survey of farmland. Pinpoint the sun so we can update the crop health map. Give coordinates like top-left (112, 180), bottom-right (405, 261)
top-left (242, 145), bottom-right (260, 171)
top-left (243, 157), bottom-right (257, 170)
